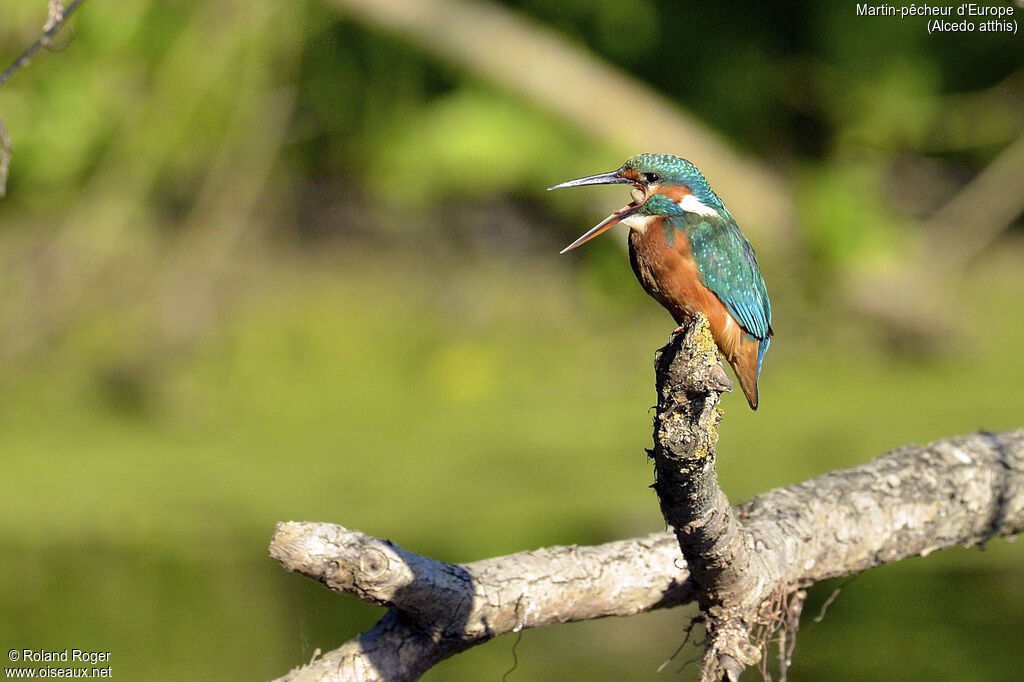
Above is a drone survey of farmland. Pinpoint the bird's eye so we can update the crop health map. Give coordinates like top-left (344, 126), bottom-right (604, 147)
top-left (643, 172), bottom-right (660, 184)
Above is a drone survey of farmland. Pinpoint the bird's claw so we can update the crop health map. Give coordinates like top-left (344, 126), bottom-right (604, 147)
top-left (707, 363), bottom-right (733, 393)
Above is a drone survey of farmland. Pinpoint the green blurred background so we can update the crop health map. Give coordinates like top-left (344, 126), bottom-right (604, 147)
top-left (1, 0), bottom-right (1022, 679)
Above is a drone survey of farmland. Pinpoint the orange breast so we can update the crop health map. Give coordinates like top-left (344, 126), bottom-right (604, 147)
top-left (628, 220), bottom-right (731, 342)
top-left (628, 221), bottom-right (762, 407)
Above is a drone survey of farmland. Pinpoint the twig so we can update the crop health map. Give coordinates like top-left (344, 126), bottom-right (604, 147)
top-left (657, 617), bottom-right (704, 674)
top-left (0, 1), bottom-right (87, 88)
top-left (0, 117), bottom-right (11, 198)
top-left (0, 0), bottom-right (88, 197)
top-left (813, 586), bottom-right (843, 623)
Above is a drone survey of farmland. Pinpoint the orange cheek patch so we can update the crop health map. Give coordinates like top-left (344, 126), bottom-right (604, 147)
top-left (649, 184), bottom-right (692, 204)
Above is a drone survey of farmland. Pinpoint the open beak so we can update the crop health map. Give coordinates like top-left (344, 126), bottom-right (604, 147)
top-left (548, 169), bottom-right (641, 253)
top-left (557, 203), bottom-right (640, 253)
top-left (547, 170), bottom-right (632, 191)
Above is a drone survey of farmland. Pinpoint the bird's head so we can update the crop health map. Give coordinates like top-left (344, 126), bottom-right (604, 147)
top-left (549, 153), bottom-right (724, 253)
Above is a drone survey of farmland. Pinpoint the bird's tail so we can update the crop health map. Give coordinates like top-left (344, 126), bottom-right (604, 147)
top-left (730, 336), bottom-right (768, 410)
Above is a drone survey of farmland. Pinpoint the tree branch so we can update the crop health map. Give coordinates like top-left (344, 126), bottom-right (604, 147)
top-left (270, 451), bottom-right (1021, 677)
top-left (270, 525), bottom-right (695, 681)
top-left (923, 129), bottom-right (1024, 270)
top-left (648, 318), bottom-right (1024, 680)
top-left (326, 0), bottom-right (795, 243)
top-left (0, 117), bottom-right (11, 199)
top-left (649, 316), bottom-right (779, 679)
top-left (0, 0), bottom-right (88, 197)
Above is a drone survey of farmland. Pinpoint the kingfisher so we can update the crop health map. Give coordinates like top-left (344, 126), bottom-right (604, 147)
top-left (550, 153), bottom-right (772, 410)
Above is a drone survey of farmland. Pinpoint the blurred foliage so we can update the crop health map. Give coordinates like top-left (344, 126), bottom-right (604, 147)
top-left (0, 0), bottom-right (1022, 680)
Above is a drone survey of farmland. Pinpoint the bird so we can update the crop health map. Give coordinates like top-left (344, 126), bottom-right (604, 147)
top-left (549, 153), bottom-right (772, 410)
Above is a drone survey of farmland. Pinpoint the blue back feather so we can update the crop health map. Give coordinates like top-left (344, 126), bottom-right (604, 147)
top-left (681, 213), bottom-right (773, 370)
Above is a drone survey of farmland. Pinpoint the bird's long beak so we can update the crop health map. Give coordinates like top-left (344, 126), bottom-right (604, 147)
top-left (558, 203), bottom-right (640, 253)
top-left (547, 170), bottom-right (632, 190)
top-left (549, 169), bottom-right (640, 254)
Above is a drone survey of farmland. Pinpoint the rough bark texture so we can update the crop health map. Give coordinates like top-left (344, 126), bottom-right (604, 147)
top-left (269, 317), bottom-right (1023, 682)
top-left (270, 526), bottom-right (695, 681)
top-left (649, 316), bottom-right (780, 679)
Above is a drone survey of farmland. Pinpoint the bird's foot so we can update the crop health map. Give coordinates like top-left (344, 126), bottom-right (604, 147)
top-left (707, 363), bottom-right (733, 394)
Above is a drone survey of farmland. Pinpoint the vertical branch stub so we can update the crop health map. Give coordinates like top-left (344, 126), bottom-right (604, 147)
top-left (650, 314), bottom-right (764, 678)
top-left (651, 313), bottom-right (734, 562)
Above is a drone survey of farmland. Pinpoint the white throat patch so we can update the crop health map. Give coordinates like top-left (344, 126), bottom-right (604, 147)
top-left (621, 212), bottom-right (657, 233)
top-left (678, 193), bottom-right (720, 217)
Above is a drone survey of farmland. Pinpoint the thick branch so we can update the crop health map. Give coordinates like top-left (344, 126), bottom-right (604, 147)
top-left (326, 0), bottom-right (795, 242)
top-left (742, 429), bottom-right (1024, 579)
top-left (649, 316), bottom-right (776, 678)
top-left (270, 427), bottom-right (1023, 681)
top-left (923, 130), bottom-right (1024, 270)
top-left (270, 525), bottom-right (694, 681)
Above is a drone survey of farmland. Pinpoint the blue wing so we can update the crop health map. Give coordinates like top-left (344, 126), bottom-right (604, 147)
top-left (685, 214), bottom-right (773, 369)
